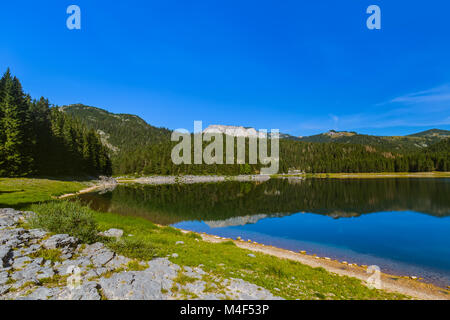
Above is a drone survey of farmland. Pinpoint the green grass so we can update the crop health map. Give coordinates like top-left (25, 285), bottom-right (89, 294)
top-left (30, 248), bottom-right (63, 263)
top-left (0, 178), bottom-right (88, 208)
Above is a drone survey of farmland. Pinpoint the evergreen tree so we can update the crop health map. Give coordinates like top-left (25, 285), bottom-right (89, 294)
top-left (0, 69), bottom-right (112, 177)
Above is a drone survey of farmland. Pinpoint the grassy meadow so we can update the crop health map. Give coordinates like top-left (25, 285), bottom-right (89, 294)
top-left (0, 178), bottom-right (88, 208)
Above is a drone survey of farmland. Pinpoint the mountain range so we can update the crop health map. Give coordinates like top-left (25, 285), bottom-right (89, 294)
top-left (61, 104), bottom-right (450, 154)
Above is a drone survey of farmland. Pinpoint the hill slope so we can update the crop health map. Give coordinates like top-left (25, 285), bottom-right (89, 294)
top-left (61, 104), bottom-right (172, 154)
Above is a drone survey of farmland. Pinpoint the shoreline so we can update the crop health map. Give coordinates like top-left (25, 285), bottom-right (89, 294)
top-left (117, 174), bottom-right (272, 185)
top-left (190, 230), bottom-right (450, 300)
top-left (115, 172), bottom-right (450, 185)
top-left (54, 171), bottom-right (450, 200)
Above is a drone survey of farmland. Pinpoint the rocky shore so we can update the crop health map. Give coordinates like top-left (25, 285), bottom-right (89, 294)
top-left (118, 175), bottom-right (271, 185)
top-left (0, 208), bottom-right (281, 300)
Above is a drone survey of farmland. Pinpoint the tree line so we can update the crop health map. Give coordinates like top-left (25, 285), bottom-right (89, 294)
top-left (113, 136), bottom-right (450, 176)
top-left (0, 69), bottom-right (111, 177)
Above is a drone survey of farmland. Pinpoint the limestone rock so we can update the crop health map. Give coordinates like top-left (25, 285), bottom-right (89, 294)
top-left (99, 228), bottom-right (123, 239)
top-left (42, 234), bottom-right (79, 250)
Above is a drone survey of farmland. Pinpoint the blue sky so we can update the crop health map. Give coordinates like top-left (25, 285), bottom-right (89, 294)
top-left (1, 0), bottom-right (449, 136)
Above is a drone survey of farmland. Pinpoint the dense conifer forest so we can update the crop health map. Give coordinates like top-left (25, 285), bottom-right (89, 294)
top-left (0, 69), bottom-right (111, 177)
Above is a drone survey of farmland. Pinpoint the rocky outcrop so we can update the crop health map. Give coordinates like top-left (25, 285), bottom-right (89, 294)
top-left (203, 125), bottom-right (266, 138)
top-left (0, 208), bottom-right (282, 300)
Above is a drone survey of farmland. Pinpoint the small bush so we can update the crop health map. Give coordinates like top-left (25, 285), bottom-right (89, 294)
top-left (108, 238), bottom-right (159, 260)
top-left (29, 200), bottom-right (98, 243)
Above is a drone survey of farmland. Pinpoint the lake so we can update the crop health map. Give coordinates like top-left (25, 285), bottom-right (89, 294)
top-left (79, 177), bottom-right (450, 287)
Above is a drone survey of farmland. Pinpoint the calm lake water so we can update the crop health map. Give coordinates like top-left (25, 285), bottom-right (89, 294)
top-left (79, 178), bottom-right (450, 287)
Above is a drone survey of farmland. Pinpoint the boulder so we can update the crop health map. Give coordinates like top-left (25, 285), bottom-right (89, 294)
top-left (42, 234), bottom-right (79, 250)
top-left (99, 228), bottom-right (123, 239)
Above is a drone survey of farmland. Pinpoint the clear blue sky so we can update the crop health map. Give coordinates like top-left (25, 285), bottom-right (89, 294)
top-left (1, 1), bottom-right (449, 136)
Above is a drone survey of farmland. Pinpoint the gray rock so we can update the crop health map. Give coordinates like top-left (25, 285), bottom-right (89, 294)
top-left (183, 266), bottom-right (203, 280)
top-left (0, 228), bottom-right (27, 246)
top-left (81, 242), bottom-right (116, 267)
top-left (0, 285), bottom-right (11, 295)
top-left (11, 278), bottom-right (38, 290)
top-left (0, 208), bottom-right (21, 216)
top-left (58, 282), bottom-right (101, 300)
top-left (60, 253), bottom-right (73, 260)
top-left (248, 254), bottom-right (256, 258)
top-left (27, 229), bottom-right (47, 240)
top-left (0, 271), bottom-right (9, 285)
top-left (0, 246), bottom-right (13, 268)
top-left (33, 257), bottom-right (44, 266)
top-left (105, 254), bottom-right (131, 269)
top-left (12, 262), bottom-right (54, 282)
top-left (42, 234), bottom-right (78, 250)
top-left (99, 228), bottom-right (123, 239)
top-left (26, 287), bottom-right (59, 300)
top-left (92, 250), bottom-right (115, 267)
top-left (175, 241), bottom-right (184, 245)
top-left (144, 258), bottom-right (180, 291)
top-left (99, 271), bottom-right (164, 300)
top-left (183, 281), bottom-right (206, 295)
top-left (82, 242), bottom-right (106, 255)
top-left (56, 259), bottom-right (90, 276)
top-left (0, 216), bottom-right (15, 228)
top-left (18, 244), bottom-right (41, 256)
top-left (225, 278), bottom-right (283, 300)
top-left (12, 256), bottom-right (32, 269)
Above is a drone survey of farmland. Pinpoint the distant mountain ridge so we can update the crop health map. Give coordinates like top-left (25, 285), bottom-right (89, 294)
top-left (298, 129), bottom-right (450, 152)
top-left (63, 104), bottom-right (450, 171)
top-left (407, 129), bottom-right (450, 138)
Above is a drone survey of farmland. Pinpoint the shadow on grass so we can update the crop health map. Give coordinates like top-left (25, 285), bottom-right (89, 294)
top-left (27, 175), bottom-right (99, 182)
top-left (0, 190), bottom-right (23, 194)
top-left (0, 200), bottom-right (54, 210)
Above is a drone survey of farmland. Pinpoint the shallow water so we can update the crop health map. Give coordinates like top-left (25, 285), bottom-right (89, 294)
top-left (79, 178), bottom-right (450, 287)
